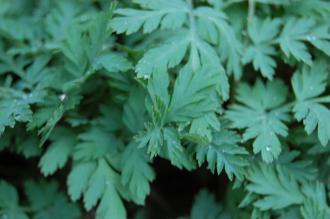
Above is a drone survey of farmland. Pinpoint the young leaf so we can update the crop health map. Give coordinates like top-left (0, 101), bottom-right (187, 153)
top-left (300, 182), bottom-right (330, 219)
top-left (24, 180), bottom-right (81, 219)
top-left (195, 7), bottom-right (242, 78)
top-left (136, 33), bottom-right (190, 78)
top-left (161, 127), bottom-right (196, 170)
top-left (123, 86), bottom-right (147, 133)
top-left (111, 0), bottom-right (189, 34)
top-left (246, 164), bottom-right (304, 210)
top-left (0, 181), bottom-right (28, 219)
top-left (189, 190), bottom-right (223, 219)
top-left (0, 99), bottom-right (32, 135)
top-left (195, 129), bottom-right (249, 180)
top-left (291, 61), bottom-right (330, 145)
top-left (167, 66), bottom-right (220, 122)
top-left (278, 18), bottom-right (314, 64)
top-left (306, 24), bottom-right (330, 56)
top-left (73, 126), bottom-right (121, 161)
top-left (67, 160), bottom-right (126, 219)
top-left (189, 112), bottom-right (220, 142)
top-left (39, 127), bottom-right (75, 176)
top-left (243, 18), bottom-right (281, 79)
top-left (276, 151), bottom-right (317, 182)
top-left (226, 79), bottom-right (290, 162)
top-left (121, 142), bottom-right (155, 204)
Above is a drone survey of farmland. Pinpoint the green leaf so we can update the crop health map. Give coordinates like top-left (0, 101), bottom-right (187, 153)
top-left (0, 180), bottom-right (20, 208)
top-left (44, 1), bottom-right (79, 42)
top-left (0, 99), bottom-right (32, 135)
top-left (300, 182), bottom-right (330, 219)
top-left (300, 199), bottom-right (330, 219)
top-left (86, 10), bottom-right (112, 61)
top-left (0, 180), bottom-right (80, 219)
top-left (195, 129), bottom-right (249, 180)
top-left (189, 190), bottom-right (223, 219)
top-left (68, 160), bottom-right (126, 219)
top-left (0, 180), bottom-right (28, 219)
top-left (123, 86), bottom-right (147, 133)
top-left (73, 126), bottom-right (121, 161)
top-left (96, 175), bottom-right (126, 219)
top-left (136, 33), bottom-right (190, 78)
top-left (36, 91), bottom-right (81, 146)
top-left (276, 151), bottom-right (317, 182)
top-left (121, 142), bottom-right (155, 204)
top-left (246, 164), bottom-right (304, 210)
top-left (25, 54), bottom-right (52, 86)
top-left (195, 7), bottom-right (242, 78)
top-left (39, 127), bottom-right (75, 176)
top-left (167, 66), bottom-right (220, 122)
top-left (278, 18), bottom-right (313, 64)
top-left (61, 25), bottom-right (88, 76)
top-left (161, 127), bottom-right (196, 170)
top-left (226, 79), bottom-right (290, 162)
top-left (147, 69), bottom-right (170, 106)
top-left (286, 0), bottom-right (330, 18)
top-left (67, 162), bottom-right (96, 201)
top-left (189, 112), bottom-right (220, 142)
top-left (96, 53), bottom-right (132, 74)
top-left (38, 104), bottom-right (65, 146)
top-left (306, 24), bottom-right (330, 56)
top-left (193, 40), bottom-right (229, 100)
top-left (137, 124), bottom-right (163, 157)
top-left (291, 61), bottom-right (330, 145)
top-left (137, 125), bottom-right (195, 170)
top-left (111, 0), bottom-right (189, 34)
top-left (15, 136), bottom-right (40, 158)
top-left (243, 18), bottom-right (281, 79)
top-left (24, 180), bottom-right (81, 219)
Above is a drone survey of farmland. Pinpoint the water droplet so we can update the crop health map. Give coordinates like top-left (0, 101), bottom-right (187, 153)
top-left (306, 35), bottom-right (316, 41)
top-left (266, 146), bottom-right (271, 151)
top-left (59, 94), bottom-right (66, 101)
top-left (143, 75), bottom-right (150, 80)
top-left (105, 180), bottom-right (110, 186)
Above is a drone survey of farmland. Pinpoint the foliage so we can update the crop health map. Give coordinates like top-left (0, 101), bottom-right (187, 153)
top-left (0, 0), bottom-right (330, 218)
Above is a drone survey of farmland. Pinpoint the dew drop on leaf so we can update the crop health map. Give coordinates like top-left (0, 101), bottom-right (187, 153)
top-left (59, 94), bottom-right (67, 102)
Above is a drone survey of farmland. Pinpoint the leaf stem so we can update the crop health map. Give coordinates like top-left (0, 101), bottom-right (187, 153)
top-left (247, 0), bottom-right (255, 26)
top-left (244, 0), bottom-right (255, 47)
top-left (309, 96), bottom-right (330, 103)
top-left (186, 0), bottom-right (199, 71)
